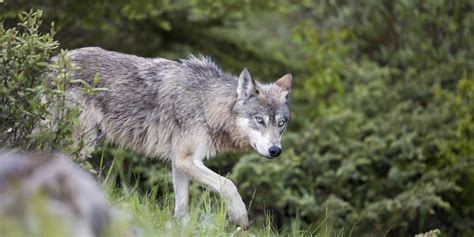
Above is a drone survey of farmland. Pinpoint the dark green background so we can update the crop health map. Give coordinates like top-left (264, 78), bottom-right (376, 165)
top-left (1, 1), bottom-right (473, 236)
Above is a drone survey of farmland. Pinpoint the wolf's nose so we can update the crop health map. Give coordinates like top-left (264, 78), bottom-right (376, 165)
top-left (268, 146), bottom-right (281, 157)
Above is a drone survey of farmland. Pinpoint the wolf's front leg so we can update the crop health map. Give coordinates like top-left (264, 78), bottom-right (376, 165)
top-left (174, 157), bottom-right (249, 229)
top-left (172, 165), bottom-right (189, 217)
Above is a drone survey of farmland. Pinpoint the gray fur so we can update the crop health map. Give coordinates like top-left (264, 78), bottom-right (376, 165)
top-left (65, 47), bottom-right (293, 229)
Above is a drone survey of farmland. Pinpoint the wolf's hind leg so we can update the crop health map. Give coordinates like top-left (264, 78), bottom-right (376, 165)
top-left (172, 165), bottom-right (189, 217)
top-left (174, 150), bottom-right (249, 230)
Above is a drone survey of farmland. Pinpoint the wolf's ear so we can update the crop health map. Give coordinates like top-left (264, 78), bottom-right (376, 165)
top-left (275, 74), bottom-right (292, 91)
top-left (237, 68), bottom-right (257, 101)
top-left (276, 74), bottom-right (292, 103)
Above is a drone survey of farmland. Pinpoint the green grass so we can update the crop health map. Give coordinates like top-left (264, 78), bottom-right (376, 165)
top-left (0, 170), bottom-right (439, 237)
top-left (97, 149), bottom-right (335, 236)
top-left (105, 182), bottom-right (337, 237)
top-left (99, 150), bottom-right (338, 237)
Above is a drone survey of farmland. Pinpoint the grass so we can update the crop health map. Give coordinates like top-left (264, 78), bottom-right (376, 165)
top-left (0, 163), bottom-right (441, 237)
top-left (105, 180), bottom-right (336, 237)
top-left (99, 150), bottom-right (337, 237)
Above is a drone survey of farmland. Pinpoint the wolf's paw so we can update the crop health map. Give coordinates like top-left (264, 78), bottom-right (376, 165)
top-left (239, 216), bottom-right (250, 231)
top-left (228, 211), bottom-right (249, 230)
top-left (174, 212), bottom-right (190, 226)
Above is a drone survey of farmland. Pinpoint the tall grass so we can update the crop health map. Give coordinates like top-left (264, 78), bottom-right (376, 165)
top-left (95, 145), bottom-right (339, 237)
top-left (104, 175), bottom-right (334, 237)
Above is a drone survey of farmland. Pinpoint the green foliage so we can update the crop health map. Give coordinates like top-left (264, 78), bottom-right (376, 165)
top-left (0, 10), bottom-right (79, 153)
top-left (415, 229), bottom-right (442, 237)
top-left (233, 1), bottom-right (474, 236)
top-left (0, 10), bottom-right (104, 159)
top-left (232, 1), bottom-right (474, 236)
top-left (1, 1), bottom-right (473, 236)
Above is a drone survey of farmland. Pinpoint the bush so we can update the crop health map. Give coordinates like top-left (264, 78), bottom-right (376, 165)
top-left (231, 2), bottom-right (474, 236)
top-left (0, 10), bottom-right (88, 157)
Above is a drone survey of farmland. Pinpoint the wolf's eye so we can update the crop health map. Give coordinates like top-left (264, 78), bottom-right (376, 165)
top-left (278, 120), bottom-right (285, 127)
top-left (255, 116), bottom-right (264, 124)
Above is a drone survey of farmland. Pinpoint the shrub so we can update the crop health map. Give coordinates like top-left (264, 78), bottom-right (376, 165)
top-left (0, 10), bottom-right (89, 158)
top-left (230, 1), bottom-right (474, 236)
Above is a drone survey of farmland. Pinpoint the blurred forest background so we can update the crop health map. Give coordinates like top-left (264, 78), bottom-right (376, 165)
top-left (1, 0), bottom-right (473, 236)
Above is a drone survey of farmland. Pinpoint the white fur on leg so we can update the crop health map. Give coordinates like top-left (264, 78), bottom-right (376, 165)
top-left (172, 166), bottom-right (189, 217)
top-left (174, 158), bottom-right (249, 229)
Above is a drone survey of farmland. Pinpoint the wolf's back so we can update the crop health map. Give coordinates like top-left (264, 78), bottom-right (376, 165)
top-left (67, 47), bottom-right (155, 85)
top-left (64, 47), bottom-right (239, 159)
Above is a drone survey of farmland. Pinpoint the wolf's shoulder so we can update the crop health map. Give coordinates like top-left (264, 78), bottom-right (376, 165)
top-left (70, 46), bottom-right (106, 53)
top-left (68, 46), bottom-right (110, 58)
top-left (179, 55), bottom-right (224, 77)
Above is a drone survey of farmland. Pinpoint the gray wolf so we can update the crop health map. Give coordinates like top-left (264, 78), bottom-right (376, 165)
top-left (0, 150), bottom-right (111, 237)
top-left (65, 47), bottom-right (293, 229)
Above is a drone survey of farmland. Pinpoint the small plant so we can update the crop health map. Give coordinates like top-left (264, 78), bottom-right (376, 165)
top-left (415, 229), bottom-right (441, 237)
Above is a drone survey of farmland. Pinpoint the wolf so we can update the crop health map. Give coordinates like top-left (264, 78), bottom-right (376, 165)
top-left (64, 47), bottom-right (293, 229)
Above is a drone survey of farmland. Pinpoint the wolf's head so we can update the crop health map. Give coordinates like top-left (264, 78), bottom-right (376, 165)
top-left (233, 68), bottom-right (292, 159)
